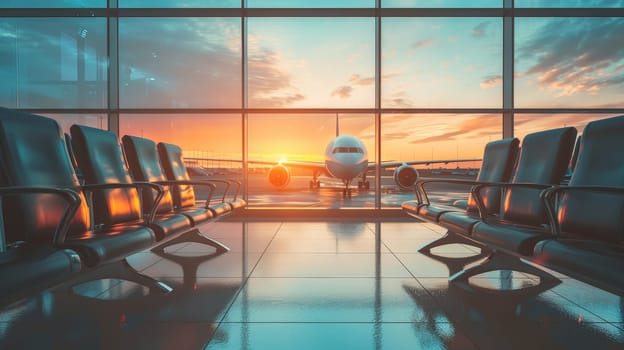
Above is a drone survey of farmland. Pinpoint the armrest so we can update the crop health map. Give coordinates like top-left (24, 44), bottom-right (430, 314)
top-left (541, 185), bottom-right (624, 235)
top-left (471, 182), bottom-right (552, 221)
top-left (202, 179), bottom-right (232, 204)
top-left (414, 178), bottom-right (502, 207)
top-left (154, 180), bottom-right (217, 207)
top-left (80, 182), bottom-right (164, 224)
top-left (0, 186), bottom-right (82, 251)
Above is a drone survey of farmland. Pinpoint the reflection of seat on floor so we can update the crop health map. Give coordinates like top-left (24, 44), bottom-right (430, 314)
top-left (402, 280), bottom-right (624, 349)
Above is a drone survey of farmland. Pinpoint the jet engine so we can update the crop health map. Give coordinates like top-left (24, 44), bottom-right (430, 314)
top-left (268, 164), bottom-right (291, 188)
top-left (393, 163), bottom-right (419, 190)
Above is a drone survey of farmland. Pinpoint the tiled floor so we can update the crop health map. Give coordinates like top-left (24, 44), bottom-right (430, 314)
top-left (1, 219), bottom-right (624, 349)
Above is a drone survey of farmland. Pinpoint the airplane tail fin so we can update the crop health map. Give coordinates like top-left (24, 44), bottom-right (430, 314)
top-left (335, 113), bottom-right (339, 137)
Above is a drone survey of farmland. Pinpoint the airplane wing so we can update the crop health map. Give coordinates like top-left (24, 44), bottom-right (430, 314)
top-left (185, 157), bottom-right (327, 172)
top-left (368, 158), bottom-right (482, 170)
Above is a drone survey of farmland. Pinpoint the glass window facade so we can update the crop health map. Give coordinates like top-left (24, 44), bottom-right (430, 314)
top-left (2, 3), bottom-right (622, 209)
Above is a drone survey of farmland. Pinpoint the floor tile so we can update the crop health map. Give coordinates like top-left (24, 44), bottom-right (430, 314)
top-left (206, 323), bottom-right (478, 350)
top-left (222, 278), bottom-right (433, 323)
top-left (252, 253), bottom-right (411, 278)
top-left (142, 252), bottom-right (263, 278)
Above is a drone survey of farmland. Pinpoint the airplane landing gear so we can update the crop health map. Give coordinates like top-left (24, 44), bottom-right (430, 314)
top-left (357, 173), bottom-right (370, 190)
top-left (309, 180), bottom-right (321, 189)
top-left (342, 179), bottom-right (353, 198)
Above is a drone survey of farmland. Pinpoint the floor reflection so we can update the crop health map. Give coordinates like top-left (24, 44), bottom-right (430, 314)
top-left (1, 221), bottom-right (623, 349)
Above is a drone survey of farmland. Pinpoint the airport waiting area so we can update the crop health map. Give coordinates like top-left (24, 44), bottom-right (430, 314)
top-left (0, 109), bottom-right (623, 349)
top-left (2, 2), bottom-right (624, 349)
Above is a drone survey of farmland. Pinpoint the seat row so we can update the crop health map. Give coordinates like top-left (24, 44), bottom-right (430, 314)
top-left (402, 115), bottom-right (624, 296)
top-left (0, 108), bottom-right (244, 306)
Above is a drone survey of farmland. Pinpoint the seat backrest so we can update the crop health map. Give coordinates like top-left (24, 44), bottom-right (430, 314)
top-left (70, 125), bottom-right (143, 227)
top-left (467, 138), bottom-right (520, 214)
top-left (558, 115), bottom-right (624, 241)
top-left (157, 142), bottom-right (196, 209)
top-left (122, 135), bottom-right (174, 214)
top-left (501, 127), bottom-right (577, 225)
top-left (0, 108), bottom-right (90, 243)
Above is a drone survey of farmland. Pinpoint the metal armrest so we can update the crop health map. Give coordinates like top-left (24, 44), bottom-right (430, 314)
top-left (414, 178), bottom-right (504, 207)
top-left (202, 179), bottom-right (232, 204)
top-left (154, 180), bottom-right (217, 207)
top-left (80, 182), bottom-right (164, 224)
top-left (541, 185), bottom-right (624, 235)
top-left (0, 186), bottom-right (82, 250)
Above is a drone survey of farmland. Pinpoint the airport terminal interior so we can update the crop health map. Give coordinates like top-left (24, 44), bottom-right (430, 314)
top-left (1, 1), bottom-right (624, 349)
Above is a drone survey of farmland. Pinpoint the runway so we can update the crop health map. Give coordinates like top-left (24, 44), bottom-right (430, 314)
top-left (195, 173), bottom-right (475, 209)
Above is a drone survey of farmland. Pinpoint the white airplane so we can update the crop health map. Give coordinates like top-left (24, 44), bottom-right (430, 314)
top-left (188, 115), bottom-right (481, 197)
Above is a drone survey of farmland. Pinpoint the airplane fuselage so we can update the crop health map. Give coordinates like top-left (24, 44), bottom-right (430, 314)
top-left (324, 135), bottom-right (369, 182)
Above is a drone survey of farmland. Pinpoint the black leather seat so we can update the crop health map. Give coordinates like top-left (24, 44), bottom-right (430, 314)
top-left (122, 136), bottom-right (230, 252)
top-left (402, 138), bottom-right (519, 256)
top-left (0, 109), bottom-right (160, 303)
top-left (157, 142), bottom-right (232, 217)
top-left (447, 126), bottom-right (577, 284)
top-left (404, 138), bottom-right (519, 225)
top-left (469, 127), bottom-right (578, 254)
top-left (533, 115), bottom-right (624, 295)
top-left (120, 135), bottom-right (194, 240)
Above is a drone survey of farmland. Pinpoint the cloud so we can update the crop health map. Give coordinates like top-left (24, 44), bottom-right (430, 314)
top-left (472, 21), bottom-right (490, 38)
top-left (349, 74), bottom-right (375, 86)
top-left (408, 117), bottom-right (499, 145)
top-left (330, 85), bottom-right (353, 99)
top-left (518, 18), bottom-right (624, 97)
top-left (480, 75), bottom-right (502, 89)
top-left (411, 39), bottom-right (433, 50)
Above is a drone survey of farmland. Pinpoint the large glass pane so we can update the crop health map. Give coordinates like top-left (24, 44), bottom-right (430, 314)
top-left (120, 114), bottom-right (242, 201)
top-left (382, 18), bottom-right (503, 108)
top-left (248, 114), bottom-right (375, 208)
top-left (248, 18), bottom-right (375, 108)
top-left (515, 18), bottom-right (624, 108)
top-left (381, 114), bottom-right (501, 208)
top-left (120, 0), bottom-right (239, 7)
top-left (43, 114), bottom-right (107, 134)
top-left (516, 0), bottom-right (624, 7)
top-left (119, 18), bottom-right (241, 108)
top-left (248, 0), bottom-right (374, 7)
top-left (0, 0), bottom-right (104, 7)
top-left (0, 18), bottom-right (107, 108)
top-left (513, 114), bottom-right (614, 141)
top-left (383, 0), bottom-right (501, 7)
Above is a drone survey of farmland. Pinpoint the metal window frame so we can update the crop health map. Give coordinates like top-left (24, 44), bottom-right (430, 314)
top-left (2, 3), bottom-right (624, 210)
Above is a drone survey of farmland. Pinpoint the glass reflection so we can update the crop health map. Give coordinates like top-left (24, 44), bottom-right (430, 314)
top-left (515, 18), bottom-right (624, 108)
top-left (383, 0), bottom-right (501, 7)
top-left (248, 0), bottom-right (375, 7)
top-left (0, 18), bottom-right (107, 108)
top-left (248, 18), bottom-right (375, 108)
top-left (120, 0), bottom-right (239, 7)
top-left (0, 0), bottom-right (104, 7)
top-left (119, 18), bottom-right (241, 108)
top-left (382, 18), bottom-right (503, 108)
top-left (381, 114), bottom-right (500, 208)
top-left (516, 0), bottom-right (624, 7)
top-left (43, 113), bottom-right (107, 133)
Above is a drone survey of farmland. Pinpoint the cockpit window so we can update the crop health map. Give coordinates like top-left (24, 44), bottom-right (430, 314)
top-left (332, 147), bottom-right (363, 154)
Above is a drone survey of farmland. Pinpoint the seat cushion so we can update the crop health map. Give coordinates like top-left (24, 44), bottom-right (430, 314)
top-left (438, 211), bottom-right (481, 235)
top-left (178, 207), bottom-right (214, 225)
top-left (533, 239), bottom-right (624, 294)
top-left (0, 245), bottom-right (81, 301)
top-left (229, 199), bottom-right (246, 210)
top-left (417, 204), bottom-right (459, 223)
top-left (65, 225), bottom-right (156, 267)
top-left (150, 213), bottom-right (192, 241)
top-left (210, 202), bottom-right (232, 217)
top-left (472, 221), bottom-right (550, 256)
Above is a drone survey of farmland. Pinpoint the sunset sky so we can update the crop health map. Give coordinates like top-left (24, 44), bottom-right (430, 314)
top-left (1, 8), bottom-right (622, 165)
